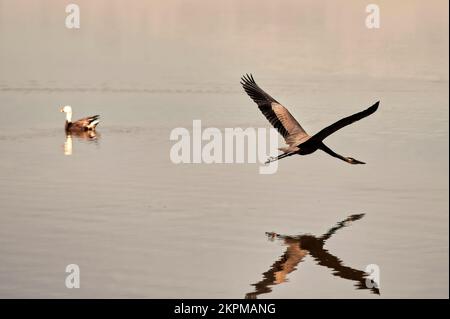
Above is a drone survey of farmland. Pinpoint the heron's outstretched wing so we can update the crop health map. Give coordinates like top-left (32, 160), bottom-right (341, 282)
top-left (241, 74), bottom-right (309, 146)
top-left (309, 102), bottom-right (379, 143)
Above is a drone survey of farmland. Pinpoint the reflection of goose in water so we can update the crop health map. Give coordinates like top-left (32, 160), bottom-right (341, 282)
top-left (241, 74), bottom-right (379, 164)
top-left (63, 130), bottom-right (99, 156)
top-left (60, 106), bottom-right (100, 133)
top-left (245, 214), bottom-right (380, 299)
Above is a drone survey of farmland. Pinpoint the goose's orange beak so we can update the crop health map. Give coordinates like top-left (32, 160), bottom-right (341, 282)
top-left (60, 108), bottom-right (64, 112)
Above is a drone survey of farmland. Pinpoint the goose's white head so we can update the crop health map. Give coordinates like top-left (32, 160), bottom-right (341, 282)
top-left (60, 105), bottom-right (72, 122)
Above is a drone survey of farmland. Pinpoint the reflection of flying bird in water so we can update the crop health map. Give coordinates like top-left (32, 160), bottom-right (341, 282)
top-left (63, 130), bottom-right (99, 156)
top-left (241, 74), bottom-right (379, 164)
top-left (245, 214), bottom-right (380, 299)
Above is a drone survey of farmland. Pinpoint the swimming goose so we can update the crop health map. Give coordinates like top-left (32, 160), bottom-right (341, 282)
top-left (60, 105), bottom-right (100, 132)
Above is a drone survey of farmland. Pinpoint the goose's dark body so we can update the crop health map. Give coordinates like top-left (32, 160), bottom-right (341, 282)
top-left (65, 115), bottom-right (100, 132)
top-left (240, 74), bottom-right (379, 164)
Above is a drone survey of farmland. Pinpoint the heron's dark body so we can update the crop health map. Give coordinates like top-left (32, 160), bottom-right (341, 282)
top-left (297, 140), bottom-right (321, 155)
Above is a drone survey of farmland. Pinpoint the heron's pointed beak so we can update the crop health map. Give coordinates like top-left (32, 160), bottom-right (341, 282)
top-left (347, 157), bottom-right (366, 164)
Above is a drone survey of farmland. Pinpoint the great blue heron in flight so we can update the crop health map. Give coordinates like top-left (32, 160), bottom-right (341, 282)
top-left (240, 74), bottom-right (379, 164)
top-left (245, 214), bottom-right (380, 299)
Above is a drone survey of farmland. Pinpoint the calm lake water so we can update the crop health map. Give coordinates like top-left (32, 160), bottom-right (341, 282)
top-left (0, 0), bottom-right (448, 298)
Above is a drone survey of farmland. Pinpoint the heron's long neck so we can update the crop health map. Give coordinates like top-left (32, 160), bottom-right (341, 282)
top-left (319, 143), bottom-right (347, 162)
top-left (65, 112), bottom-right (72, 122)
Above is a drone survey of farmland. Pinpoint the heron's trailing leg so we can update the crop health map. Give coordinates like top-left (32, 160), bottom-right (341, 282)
top-left (265, 151), bottom-right (295, 164)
